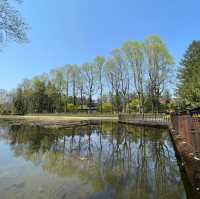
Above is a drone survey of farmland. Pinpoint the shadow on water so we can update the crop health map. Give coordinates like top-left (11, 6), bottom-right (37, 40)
top-left (0, 121), bottom-right (195, 199)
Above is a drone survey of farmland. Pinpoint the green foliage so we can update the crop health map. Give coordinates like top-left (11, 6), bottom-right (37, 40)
top-left (32, 78), bottom-right (47, 113)
top-left (1, 35), bottom-right (174, 115)
top-left (144, 35), bottom-right (174, 113)
top-left (177, 41), bottom-right (200, 108)
top-left (126, 98), bottom-right (139, 112)
top-left (97, 102), bottom-right (112, 112)
top-left (14, 88), bottom-right (25, 114)
top-left (0, 104), bottom-right (12, 115)
top-left (167, 101), bottom-right (177, 110)
top-left (66, 103), bottom-right (78, 112)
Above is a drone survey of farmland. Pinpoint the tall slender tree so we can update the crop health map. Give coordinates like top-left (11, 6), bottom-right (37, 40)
top-left (82, 62), bottom-right (96, 111)
top-left (105, 58), bottom-right (121, 113)
top-left (94, 56), bottom-right (105, 113)
top-left (77, 66), bottom-right (85, 109)
top-left (110, 49), bottom-right (130, 113)
top-left (67, 64), bottom-right (78, 106)
top-left (144, 35), bottom-right (174, 113)
top-left (123, 41), bottom-right (146, 114)
top-left (50, 68), bottom-right (65, 112)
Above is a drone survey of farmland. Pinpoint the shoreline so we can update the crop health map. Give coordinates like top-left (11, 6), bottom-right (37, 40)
top-left (0, 115), bottom-right (118, 129)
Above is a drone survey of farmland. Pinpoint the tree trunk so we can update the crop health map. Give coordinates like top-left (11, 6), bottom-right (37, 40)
top-left (81, 87), bottom-right (83, 109)
top-left (100, 84), bottom-right (103, 113)
top-left (89, 93), bottom-right (92, 113)
top-left (73, 80), bottom-right (76, 106)
top-left (66, 80), bottom-right (68, 112)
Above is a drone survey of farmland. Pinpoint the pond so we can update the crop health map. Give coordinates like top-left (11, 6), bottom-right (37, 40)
top-left (0, 121), bottom-right (191, 199)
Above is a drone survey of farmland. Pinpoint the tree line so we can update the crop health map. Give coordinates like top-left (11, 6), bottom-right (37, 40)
top-left (0, 35), bottom-right (175, 115)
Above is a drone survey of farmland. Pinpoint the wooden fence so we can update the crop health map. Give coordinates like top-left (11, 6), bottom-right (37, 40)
top-left (171, 112), bottom-right (200, 158)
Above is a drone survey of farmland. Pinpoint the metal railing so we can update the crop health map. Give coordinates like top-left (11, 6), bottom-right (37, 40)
top-left (119, 113), bottom-right (171, 126)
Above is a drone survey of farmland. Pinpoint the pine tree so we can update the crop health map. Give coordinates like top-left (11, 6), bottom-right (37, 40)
top-left (177, 41), bottom-right (200, 107)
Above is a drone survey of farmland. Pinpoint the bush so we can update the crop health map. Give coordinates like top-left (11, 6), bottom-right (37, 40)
top-left (66, 103), bottom-right (78, 112)
top-left (97, 102), bottom-right (112, 112)
top-left (126, 98), bottom-right (139, 112)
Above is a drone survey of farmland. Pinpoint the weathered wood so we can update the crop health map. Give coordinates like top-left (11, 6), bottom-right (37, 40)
top-left (170, 113), bottom-right (200, 197)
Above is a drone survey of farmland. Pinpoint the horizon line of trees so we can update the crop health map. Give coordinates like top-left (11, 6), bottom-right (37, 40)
top-left (0, 35), bottom-right (175, 115)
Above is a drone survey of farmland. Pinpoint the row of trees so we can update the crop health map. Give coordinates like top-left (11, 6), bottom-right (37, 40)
top-left (1, 35), bottom-right (174, 115)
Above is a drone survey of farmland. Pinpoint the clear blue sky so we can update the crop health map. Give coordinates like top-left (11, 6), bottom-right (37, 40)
top-left (1, 0), bottom-right (200, 90)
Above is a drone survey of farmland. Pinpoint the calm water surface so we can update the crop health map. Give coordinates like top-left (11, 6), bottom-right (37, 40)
top-left (0, 122), bottom-right (188, 199)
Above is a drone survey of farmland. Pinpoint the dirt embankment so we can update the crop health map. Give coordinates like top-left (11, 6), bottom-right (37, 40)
top-left (0, 115), bottom-right (118, 129)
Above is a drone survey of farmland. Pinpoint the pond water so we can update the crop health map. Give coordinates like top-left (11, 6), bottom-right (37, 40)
top-left (0, 121), bottom-right (190, 199)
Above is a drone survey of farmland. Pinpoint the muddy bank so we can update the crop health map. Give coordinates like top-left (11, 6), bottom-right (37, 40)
top-left (0, 115), bottom-right (117, 129)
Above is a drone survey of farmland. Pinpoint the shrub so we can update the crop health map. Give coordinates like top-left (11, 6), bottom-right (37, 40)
top-left (126, 98), bottom-right (139, 112)
top-left (66, 103), bottom-right (78, 112)
top-left (97, 102), bottom-right (112, 112)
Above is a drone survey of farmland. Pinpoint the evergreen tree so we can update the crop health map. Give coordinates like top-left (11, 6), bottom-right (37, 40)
top-left (177, 41), bottom-right (200, 108)
top-left (32, 79), bottom-right (47, 113)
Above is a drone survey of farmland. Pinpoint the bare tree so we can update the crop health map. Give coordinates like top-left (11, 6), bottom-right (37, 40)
top-left (94, 56), bottom-right (105, 113)
top-left (82, 62), bottom-right (96, 112)
top-left (67, 64), bottom-right (78, 106)
top-left (0, 0), bottom-right (28, 45)
top-left (76, 67), bottom-right (85, 109)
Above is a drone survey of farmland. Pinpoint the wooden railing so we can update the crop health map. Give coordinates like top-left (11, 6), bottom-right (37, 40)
top-left (171, 111), bottom-right (200, 158)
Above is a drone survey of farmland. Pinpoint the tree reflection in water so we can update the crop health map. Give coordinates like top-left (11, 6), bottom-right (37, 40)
top-left (7, 122), bottom-right (186, 199)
